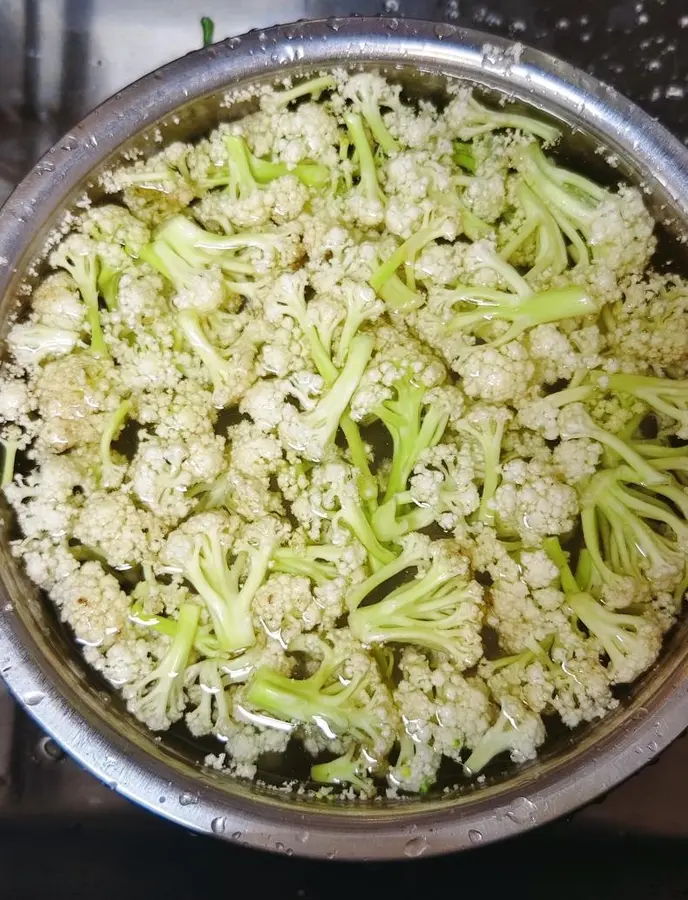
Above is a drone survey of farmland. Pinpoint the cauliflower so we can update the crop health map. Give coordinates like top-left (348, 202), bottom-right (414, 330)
top-left (253, 573), bottom-right (322, 644)
top-left (493, 458), bottom-right (579, 546)
top-left (30, 272), bottom-right (86, 331)
top-left (1, 71), bottom-right (677, 799)
top-left (606, 273), bottom-right (688, 378)
top-left (51, 560), bottom-right (131, 649)
top-left (73, 491), bottom-right (165, 568)
top-left (456, 343), bottom-right (535, 404)
top-left (552, 437), bottom-right (602, 484)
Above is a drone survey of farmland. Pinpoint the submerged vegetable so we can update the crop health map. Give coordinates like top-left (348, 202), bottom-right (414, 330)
top-left (2, 71), bottom-right (686, 798)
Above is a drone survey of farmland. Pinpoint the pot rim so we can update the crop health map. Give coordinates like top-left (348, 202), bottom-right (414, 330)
top-left (1, 15), bottom-right (688, 860)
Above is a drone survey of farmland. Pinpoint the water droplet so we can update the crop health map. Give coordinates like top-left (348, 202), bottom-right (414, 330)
top-left (36, 161), bottom-right (56, 174)
top-left (387, 17), bottom-right (399, 30)
top-left (327, 17), bottom-right (343, 31)
top-left (286, 848), bottom-right (294, 857)
top-left (446, 0), bottom-right (459, 21)
top-left (296, 829), bottom-right (309, 843)
top-left (231, 831), bottom-right (242, 840)
top-left (647, 740), bottom-right (658, 753)
top-left (434, 23), bottom-right (455, 39)
top-left (228, 36), bottom-right (241, 49)
top-left (211, 816), bottom-right (226, 835)
top-left (38, 736), bottom-right (64, 761)
top-left (179, 791), bottom-right (199, 806)
top-left (159, 796), bottom-right (166, 803)
top-left (383, 0), bottom-right (399, 11)
top-left (275, 841), bottom-right (285, 852)
top-left (506, 796), bottom-right (536, 825)
top-left (403, 835), bottom-right (429, 858)
top-left (468, 829), bottom-right (483, 844)
top-left (653, 721), bottom-right (664, 738)
top-left (61, 136), bottom-right (78, 151)
top-left (23, 690), bottom-right (45, 706)
top-left (326, 850), bottom-right (338, 860)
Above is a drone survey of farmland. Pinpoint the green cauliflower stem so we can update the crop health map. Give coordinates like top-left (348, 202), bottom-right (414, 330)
top-left (124, 603), bottom-right (200, 731)
top-left (578, 467), bottom-right (688, 596)
top-left (244, 634), bottom-right (395, 756)
top-left (310, 745), bottom-right (375, 795)
top-left (163, 513), bottom-right (282, 654)
top-left (349, 539), bottom-right (483, 666)
top-left (545, 537), bottom-right (664, 684)
top-left (50, 236), bottom-right (108, 357)
top-left (462, 695), bottom-right (546, 775)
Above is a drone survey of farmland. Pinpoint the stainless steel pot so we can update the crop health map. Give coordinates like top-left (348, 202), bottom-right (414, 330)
top-left (1, 16), bottom-right (688, 860)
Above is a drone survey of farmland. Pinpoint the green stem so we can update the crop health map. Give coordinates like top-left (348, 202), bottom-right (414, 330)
top-left (1, 441), bottom-right (17, 487)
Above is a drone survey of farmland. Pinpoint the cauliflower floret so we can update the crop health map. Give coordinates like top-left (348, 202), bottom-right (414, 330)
top-left (527, 323), bottom-right (602, 384)
top-left (73, 491), bottom-right (165, 568)
top-left (80, 204), bottom-right (151, 261)
top-left (414, 242), bottom-right (466, 286)
top-left (114, 270), bottom-right (168, 329)
top-left (488, 577), bottom-right (573, 654)
top-left (0, 377), bottom-right (36, 429)
top-left (11, 536), bottom-right (80, 591)
top-left (431, 666), bottom-right (494, 759)
top-left (606, 273), bottom-right (688, 378)
top-left (50, 560), bottom-right (130, 649)
top-left (393, 648), bottom-right (494, 771)
top-left (493, 458), bottom-right (579, 546)
top-left (480, 648), bottom-right (554, 715)
top-left (29, 272), bottom-right (86, 331)
top-left (222, 716), bottom-right (292, 780)
top-left (588, 185), bottom-right (655, 280)
top-left (456, 343), bottom-right (535, 404)
top-left (102, 142), bottom-right (195, 223)
top-left (240, 379), bottom-right (291, 433)
top-left (553, 437), bottom-right (602, 484)
top-left (5, 455), bottom-right (93, 539)
top-left (350, 323), bottom-right (446, 421)
top-left (33, 355), bottom-right (120, 452)
top-left (384, 197), bottom-right (426, 239)
top-left (463, 168), bottom-right (506, 223)
top-left (408, 443), bottom-right (479, 531)
top-left (7, 321), bottom-right (81, 367)
top-left (467, 694), bottom-right (546, 769)
top-left (383, 101), bottom-right (439, 150)
top-left (88, 633), bottom-right (164, 689)
top-left (383, 152), bottom-right (432, 203)
top-left (249, 101), bottom-right (340, 166)
top-left (466, 525), bottom-right (521, 583)
top-left (519, 549), bottom-right (559, 590)
top-left (267, 174), bottom-right (308, 223)
top-left (253, 573), bottom-right (321, 643)
top-left (228, 421), bottom-right (283, 478)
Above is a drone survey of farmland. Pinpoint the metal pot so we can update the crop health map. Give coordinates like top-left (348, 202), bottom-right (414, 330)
top-left (1, 16), bottom-right (687, 860)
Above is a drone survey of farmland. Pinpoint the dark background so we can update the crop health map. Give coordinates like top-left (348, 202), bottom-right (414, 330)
top-left (1, 0), bottom-right (687, 896)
